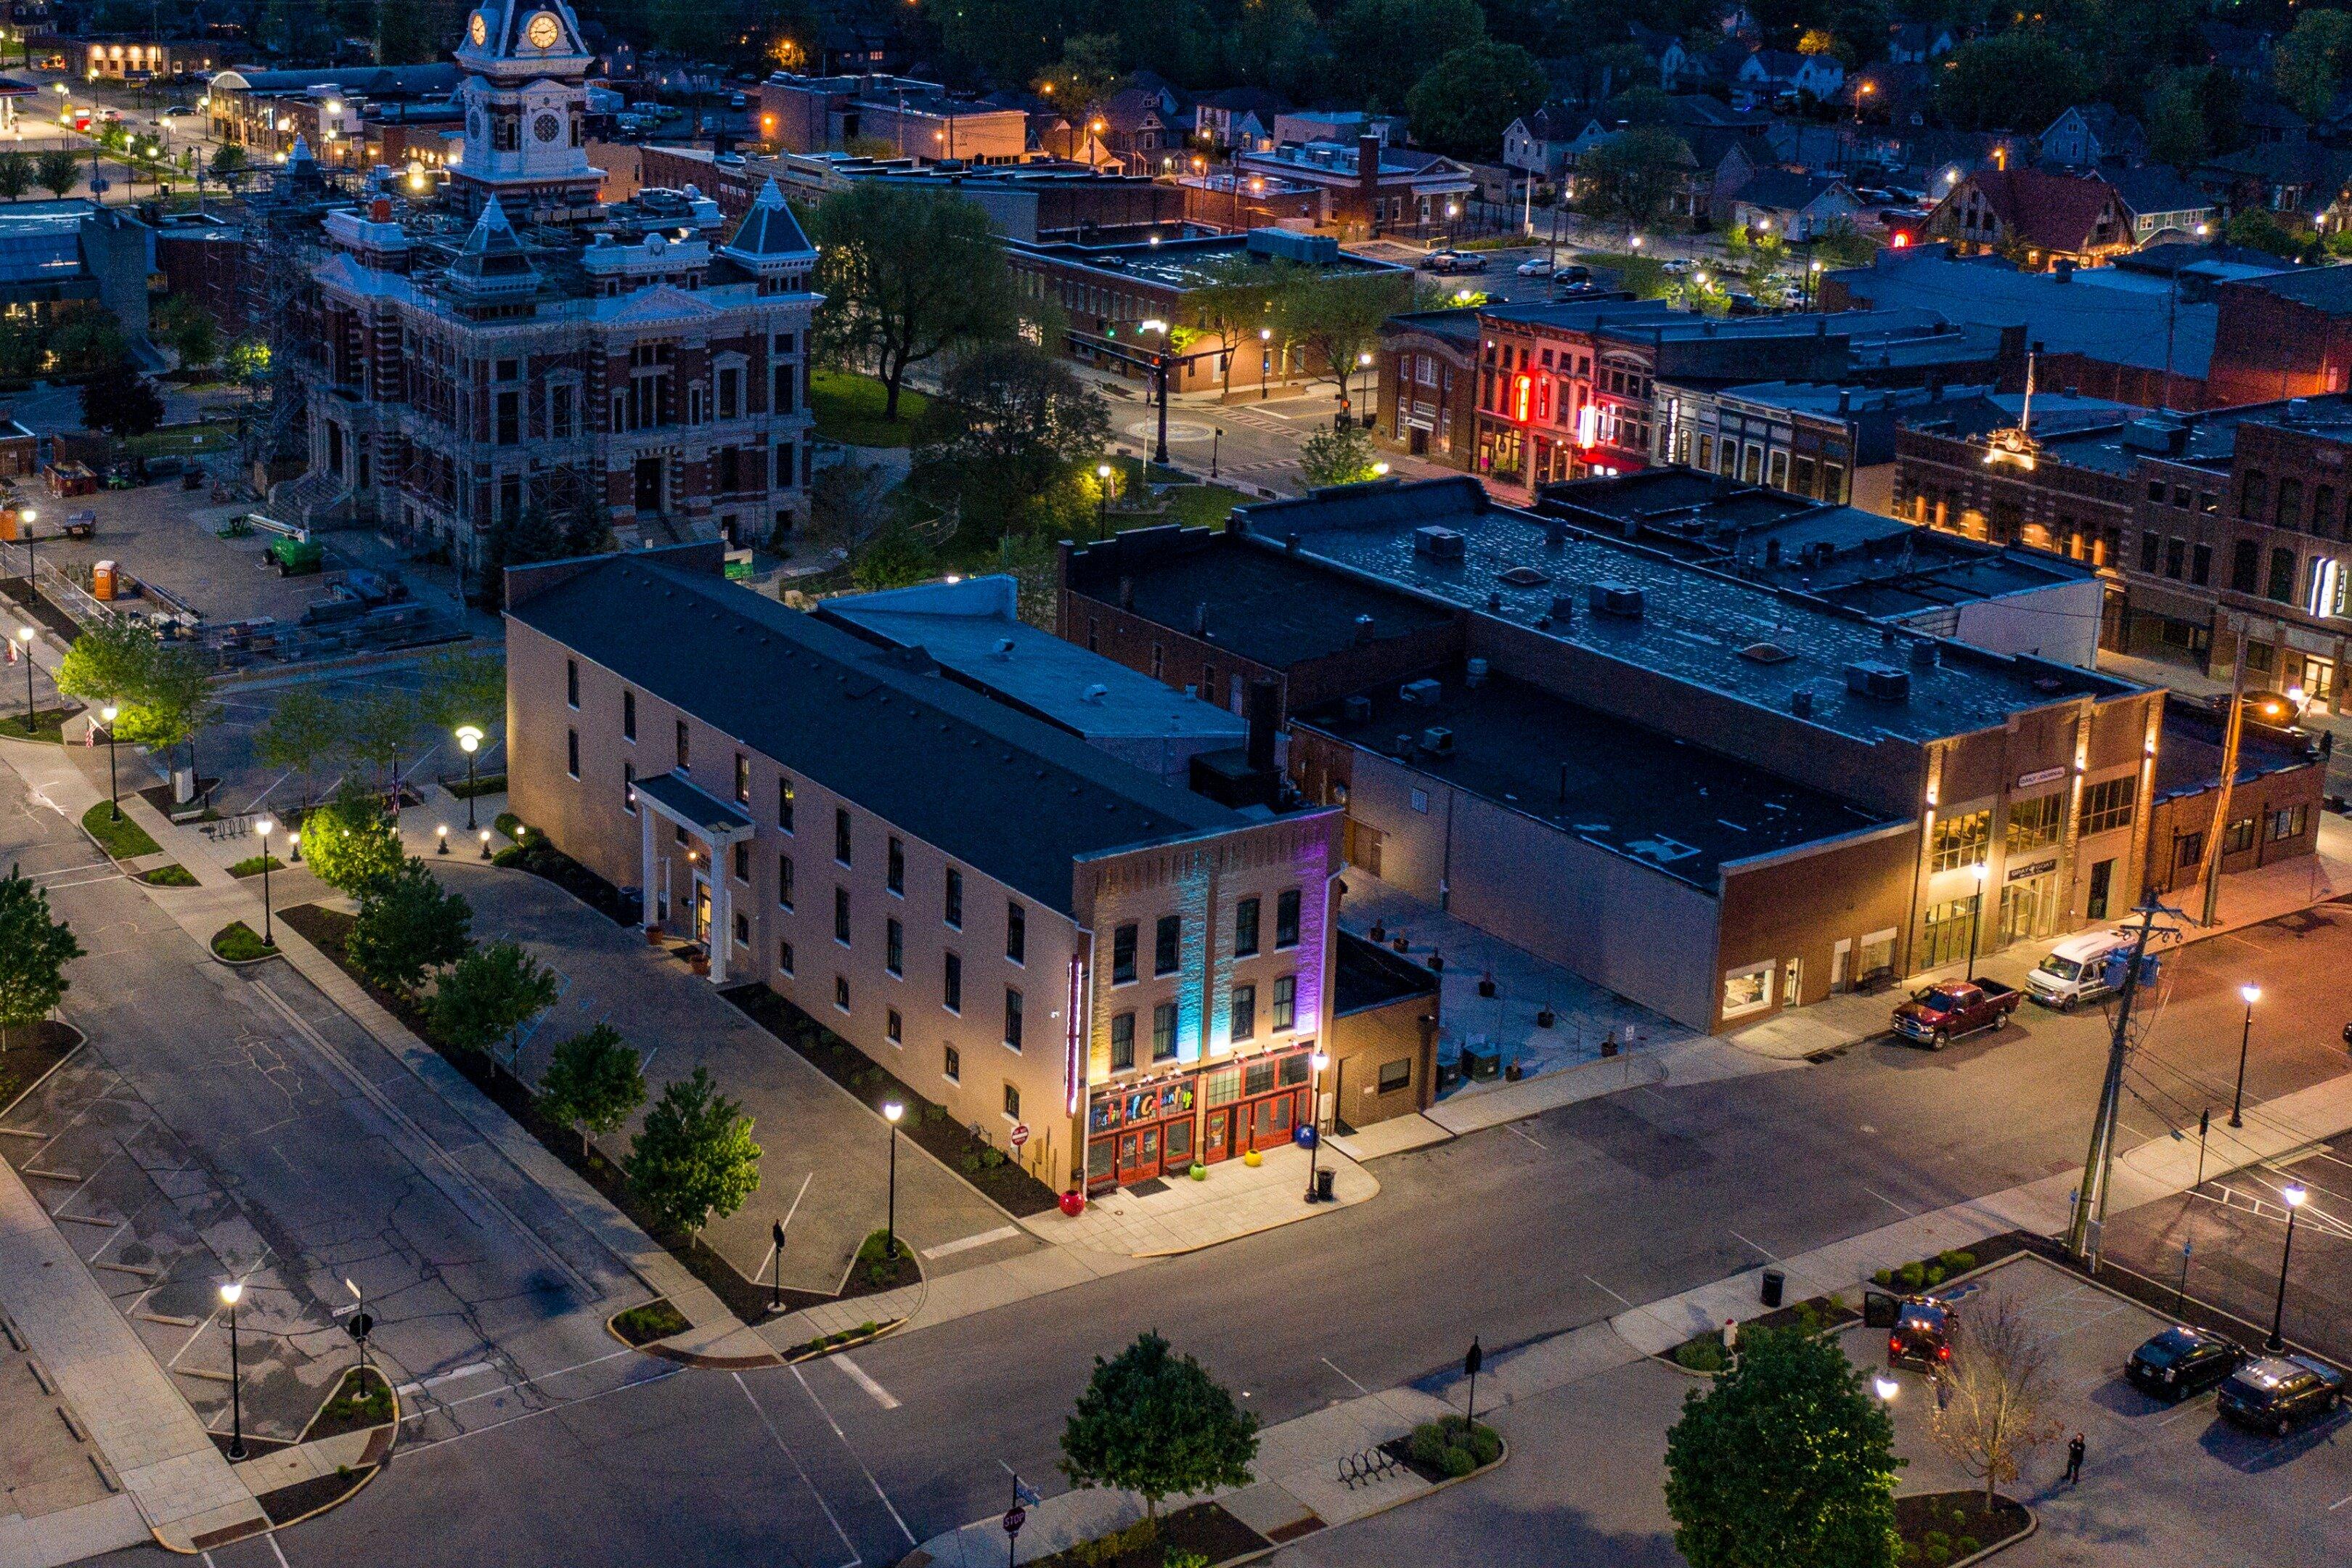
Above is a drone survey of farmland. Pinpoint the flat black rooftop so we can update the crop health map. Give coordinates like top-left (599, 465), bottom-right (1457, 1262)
top-left (1238, 477), bottom-right (2140, 745)
top-left (2022, 392), bottom-right (2352, 479)
top-left (1299, 669), bottom-right (1892, 889)
top-left (510, 558), bottom-right (1248, 915)
top-left (2153, 695), bottom-right (2323, 803)
top-left (1334, 929), bottom-right (1440, 1016)
top-left (1066, 528), bottom-right (1457, 670)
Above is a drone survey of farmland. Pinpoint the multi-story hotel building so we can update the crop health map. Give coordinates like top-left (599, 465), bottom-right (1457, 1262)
top-left (505, 546), bottom-right (1349, 1196)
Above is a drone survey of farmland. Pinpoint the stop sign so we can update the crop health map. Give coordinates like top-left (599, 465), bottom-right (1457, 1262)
top-left (1003, 1506), bottom-right (1026, 1535)
top-left (1009, 1123), bottom-right (1030, 1148)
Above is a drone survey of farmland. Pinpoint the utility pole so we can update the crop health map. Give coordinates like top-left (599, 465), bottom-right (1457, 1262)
top-left (2197, 657), bottom-right (2249, 928)
top-left (2066, 899), bottom-right (2178, 1263)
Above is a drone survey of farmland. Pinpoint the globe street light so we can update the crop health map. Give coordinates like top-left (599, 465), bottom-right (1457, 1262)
top-left (1259, 325), bottom-right (1273, 399)
top-left (454, 724), bottom-right (485, 830)
top-left (1302, 1048), bottom-right (1331, 1203)
top-left (254, 818), bottom-right (275, 945)
top-left (2231, 983), bottom-right (2260, 1128)
top-left (100, 703), bottom-right (120, 820)
top-left (2266, 1181), bottom-right (2308, 1352)
top-left (1095, 462), bottom-right (1113, 540)
top-left (219, 1280), bottom-right (247, 1458)
top-left (1873, 1373), bottom-right (1899, 1403)
top-left (882, 1101), bottom-right (905, 1260)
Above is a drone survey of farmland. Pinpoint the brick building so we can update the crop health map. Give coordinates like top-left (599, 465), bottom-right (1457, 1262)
top-left (65, 35), bottom-right (219, 79)
top-left (288, 1), bottom-right (817, 563)
top-left (1232, 136), bottom-right (1477, 240)
top-left (756, 71), bottom-right (1028, 162)
top-left (2205, 269), bottom-right (2352, 408)
top-left (2142, 696), bottom-right (2325, 898)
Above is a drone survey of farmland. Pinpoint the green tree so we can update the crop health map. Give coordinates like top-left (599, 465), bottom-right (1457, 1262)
top-left (337, 685), bottom-right (422, 798)
top-left (2145, 70), bottom-right (2210, 170)
top-left (1808, 218), bottom-right (1879, 269)
top-left (2227, 208), bottom-right (2311, 261)
top-left (2276, 9), bottom-right (2352, 123)
top-left (34, 149), bottom-right (79, 200)
top-left (208, 142), bottom-right (248, 180)
top-left (1035, 32), bottom-right (1123, 123)
top-left (347, 857), bottom-right (473, 995)
top-left (226, 336), bottom-right (269, 388)
top-left (428, 939), bottom-right (559, 1055)
top-left (625, 1066), bottom-right (761, 1237)
top-left (912, 343), bottom-right (1112, 537)
top-left (1184, 254), bottom-right (1285, 400)
top-left (0, 150), bottom-right (31, 203)
top-left (253, 685), bottom-right (342, 809)
top-left (54, 623), bottom-right (214, 777)
top-left (1273, 271), bottom-right (1411, 409)
top-left (1061, 1331), bottom-right (1259, 1532)
top-left (1328, 0), bottom-right (1487, 108)
top-left (79, 363), bottom-right (166, 443)
top-left (376, 0), bottom-right (462, 63)
top-left (52, 618), bottom-right (158, 711)
top-left (301, 783), bottom-right (405, 895)
top-left (1664, 1328), bottom-right (1903, 1568)
top-left (1576, 126), bottom-right (1692, 235)
top-left (416, 647), bottom-right (505, 739)
top-left (809, 184), bottom-right (1021, 422)
top-left (0, 868), bottom-right (83, 1048)
top-left (1934, 33), bottom-right (2092, 131)
top-left (536, 1023), bottom-right (648, 1157)
top-left (153, 294), bottom-right (219, 373)
top-left (1299, 422), bottom-right (1381, 486)
top-left (1407, 41), bottom-right (1550, 160)
top-left (47, 303), bottom-right (127, 376)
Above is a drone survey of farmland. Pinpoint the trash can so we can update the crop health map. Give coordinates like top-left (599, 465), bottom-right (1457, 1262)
top-left (1760, 1268), bottom-right (1786, 1309)
top-left (1315, 1168), bottom-right (1336, 1203)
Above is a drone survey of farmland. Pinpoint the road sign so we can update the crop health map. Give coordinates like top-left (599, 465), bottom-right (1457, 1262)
top-left (1463, 1339), bottom-right (1482, 1377)
top-left (772, 1220), bottom-right (787, 1248)
top-left (1009, 1123), bottom-right (1030, 1148)
top-left (1003, 1506), bottom-right (1026, 1535)
top-left (345, 1311), bottom-right (373, 1343)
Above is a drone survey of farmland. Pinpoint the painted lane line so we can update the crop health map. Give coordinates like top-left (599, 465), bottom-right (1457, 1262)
top-left (266, 1530), bottom-right (293, 1568)
top-left (1861, 1185), bottom-right (1916, 1217)
top-left (830, 1352), bottom-right (899, 1410)
top-left (734, 1372), bottom-right (862, 1567)
top-left (1583, 1274), bottom-right (1635, 1308)
top-left (1506, 1122), bottom-right (1547, 1151)
top-left (791, 1363), bottom-right (918, 1545)
top-left (1320, 1356), bottom-right (1371, 1396)
top-left (2329, 1492), bottom-right (2352, 1511)
top-left (1727, 1228), bottom-right (1781, 1262)
top-left (919, 1224), bottom-right (1021, 1260)
top-left (393, 1360), bottom-right (497, 1398)
top-left (403, 1365), bottom-right (681, 1450)
top-left (396, 1346), bottom-right (645, 1420)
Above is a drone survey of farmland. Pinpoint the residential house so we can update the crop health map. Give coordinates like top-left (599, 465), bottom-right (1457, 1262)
top-left (2039, 105), bottom-right (2148, 170)
top-left (1233, 136), bottom-right (1477, 238)
top-left (1739, 48), bottom-right (1845, 105)
top-left (1196, 87), bottom-right (1287, 153)
top-left (1272, 110), bottom-right (1403, 147)
top-left (1729, 169), bottom-right (1866, 241)
top-left (1502, 105), bottom-right (1584, 182)
top-left (2100, 164), bottom-right (2216, 247)
top-left (2197, 142), bottom-right (2352, 220)
top-left (1887, 23), bottom-right (1956, 63)
top-left (1095, 85), bottom-right (1185, 176)
top-left (1927, 166), bottom-right (2132, 269)
top-left (2199, 21), bottom-right (2273, 81)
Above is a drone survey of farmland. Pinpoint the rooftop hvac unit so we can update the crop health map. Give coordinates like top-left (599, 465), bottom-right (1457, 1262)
top-left (1845, 661), bottom-right (1911, 702)
top-left (1399, 677), bottom-right (1443, 705)
top-left (1465, 657), bottom-right (1489, 687)
top-left (1789, 688), bottom-right (1816, 716)
top-left (1342, 695), bottom-right (1373, 724)
top-left (1413, 525), bottom-right (1466, 560)
top-left (1421, 726), bottom-right (1455, 756)
top-left (1549, 592), bottom-right (1577, 624)
top-left (1588, 580), bottom-right (1645, 617)
top-left (1908, 638), bottom-right (1941, 668)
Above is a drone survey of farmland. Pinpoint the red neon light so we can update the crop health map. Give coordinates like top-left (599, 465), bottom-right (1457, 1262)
top-left (1514, 374), bottom-right (1532, 422)
top-left (1890, 230), bottom-right (1913, 248)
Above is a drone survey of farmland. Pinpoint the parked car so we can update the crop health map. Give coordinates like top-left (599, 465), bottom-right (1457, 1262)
top-left (1515, 256), bottom-right (1554, 277)
top-left (1726, 292), bottom-right (1765, 315)
top-left (1660, 256), bottom-right (1692, 274)
top-left (2216, 1355), bottom-right (2345, 1436)
top-left (2127, 1326), bottom-right (2245, 1402)
top-left (1891, 979), bottom-right (2020, 1048)
top-left (2027, 926), bottom-right (2177, 1010)
top-left (1887, 1297), bottom-right (1953, 1371)
top-left (1556, 263), bottom-right (1593, 286)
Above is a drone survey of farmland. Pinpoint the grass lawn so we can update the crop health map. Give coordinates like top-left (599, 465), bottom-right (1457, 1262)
top-left (210, 920), bottom-right (277, 963)
top-left (81, 801), bottom-right (160, 859)
top-left (1101, 456), bottom-right (1250, 531)
top-left (0, 707), bottom-right (75, 743)
top-left (811, 370), bottom-right (929, 447)
top-left (125, 420), bottom-right (240, 460)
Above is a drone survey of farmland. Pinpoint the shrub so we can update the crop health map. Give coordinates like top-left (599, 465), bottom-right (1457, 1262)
top-left (1898, 1261), bottom-right (1926, 1290)
top-left (1440, 1445), bottom-right (1478, 1477)
top-left (140, 863), bottom-right (197, 886)
top-left (228, 854), bottom-right (283, 878)
top-left (210, 920), bottom-right (274, 962)
top-left (1675, 1339), bottom-right (1728, 1373)
top-left (1410, 1423), bottom-right (1450, 1467)
top-left (1938, 1249), bottom-right (1977, 1275)
top-left (1165, 1551), bottom-right (1210, 1568)
top-left (1957, 1538), bottom-right (1980, 1556)
top-left (1922, 1265), bottom-right (1945, 1287)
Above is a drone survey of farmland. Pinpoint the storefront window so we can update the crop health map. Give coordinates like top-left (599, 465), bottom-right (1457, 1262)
top-left (1278, 1052), bottom-right (1310, 1087)
top-left (2004, 793), bottom-right (2065, 855)
top-left (1930, 809), bottom-right (1990, 873)
top-left (1202, 1066), bottom-right (1240, 1106)
top-left (1721, 961), bottom-right (1774, 1018)
top-left (1244, 1059), bottom-right (1275, 1097)
top-left (1919, 894), bottom-right (1981, 971)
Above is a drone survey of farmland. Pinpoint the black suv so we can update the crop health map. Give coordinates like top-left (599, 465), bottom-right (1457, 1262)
top-left (1887, 1298), bottom-right (1953, 1371)
top-left (2216, 1355), bottom-right (2345, 1436)
top-left (2126, 1326), bottom-right (2243, 1402)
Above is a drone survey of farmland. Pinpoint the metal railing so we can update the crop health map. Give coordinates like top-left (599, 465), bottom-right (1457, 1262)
top-left (0, 541), bottom-right (127, 629)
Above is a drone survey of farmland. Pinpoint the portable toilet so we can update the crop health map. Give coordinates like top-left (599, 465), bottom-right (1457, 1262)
top-left (91, 560), bottom-right (117, 600)
top-left (0, 505), bottom-right (17, 542)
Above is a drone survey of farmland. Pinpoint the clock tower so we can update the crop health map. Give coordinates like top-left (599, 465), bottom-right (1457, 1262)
top-left (449, 1), bottom-right (602, 221)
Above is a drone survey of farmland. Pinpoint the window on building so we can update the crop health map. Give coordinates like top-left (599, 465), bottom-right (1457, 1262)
top-left (2279, 477), bottom-right (2305, 528)
top-left (2176, 830), bottom-right (2205, 868)
top-left (733, 754), bottom-right (749, 805)
top-left (2271, 804), bottom-right (2311, 841)
top-left (1930, 809), bottom-right (1990, 872)
top-left (943, 1043), bottom-right (960, 1081)
top-left (1275, 889), bottom-right (1301, 948)
top-left (2239, 470), bottom-right (2268, 519)
top-left (886, 918), bottom-right (903, 976)
top-left (2193, 543), bottom-right (2213, 586)
top-left (1230, 984), bottom-right (1256, 1041)
top-left (621, 688), bottom-right (635, 740)
top-left (734, 911), bottom-right (749, 947)
top-left (1377, 1056), bottom-right (1412, 1093)
top-left (2081, 777), bottom-right (2137, 836)
top-left (944, 952), bottom-right (962, 1013)
top-left (623, 760), bottom-right (635, 814)
top-left (1234, 897), bottom-right (1260, 957)
top-left (1003, 1082), bottom-right (1021, 1122)
top-left (834, 886), bottom-right (851, 944)
top-left (1723, 960), bottom-right (1775, 1018)
top-left (832, 807), bottom-right (853, 865)
top-left (1004, 988), bottom-right (1024, 1050)
top-left (777, 777), bottom-right (795, 832)
top-left (1273, 974), bottom-right (1297, 1031)
top-left (732, 841), bottom-right (748, 883)
top-left (1151, 1002), bottom-right (1178, 1061)
top-left (1112, 923), bottom-right (1137, 984)
top-left (944, 867), bottom-right (963, 927)
top-left (778, 939), bottom-right (794, 976)
top-left (565, 658), bottom-right (579, 708)
top-left (2005, 793), bottom-right (2065, 855)
top-left (887, 836), bottom-right (905, 894)
top-left (834, 975), bottom-right (850, 1012)
top-left (2225, 814), bottom-right (2257, 853)
top-left (2266, 546), bottom-right (2299, 602)
top-left (2231, 539), bottom-right (2260, 592)
top-left (718, 367), bottom-right (740, 420)
top-left (2139, 531), bottom-right (2161, 573)
top-left (778, 854), bottom-right (794, 910)
top-left (1111, 1012), bottom-right (1135, 1070)
top-left (886, 1008), bottom-right (902, 1045)
top-left (565, 728), bottom-right (579, 778)
top-left (1154, 915), bottom-right (1180, 976)
top-left (1006, 902), bottom-right (1025, 964)
top-left (552, 383), bottom-right (574, 439)
top-left (674, 720), bottom-right (690, 769)
top-left (2164, 538), bottom-right (2186, 579)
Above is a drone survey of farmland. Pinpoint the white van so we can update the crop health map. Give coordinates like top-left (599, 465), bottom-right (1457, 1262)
top-left (2025, 928), bottom-right (2167, 1010)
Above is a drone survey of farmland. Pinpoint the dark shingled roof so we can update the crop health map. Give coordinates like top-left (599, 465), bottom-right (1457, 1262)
top-left (510, 558), bottom-right (1244, 915)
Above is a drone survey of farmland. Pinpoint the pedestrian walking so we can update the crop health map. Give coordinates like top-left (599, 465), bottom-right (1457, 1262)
top-left (2065, 1432), bottom-right (2086, 1485)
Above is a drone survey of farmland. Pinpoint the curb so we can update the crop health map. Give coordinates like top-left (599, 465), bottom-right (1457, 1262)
top-left (780, 1310), bottom-right (912, 1366)
top-left (1123, 1174), bottom-right (1383, 1260)
top-left (1925, 1494), bottom-right (2038, 1568)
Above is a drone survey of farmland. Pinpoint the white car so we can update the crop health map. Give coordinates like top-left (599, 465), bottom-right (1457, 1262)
top-left (1514, 256), bottom-right (1554, 277)
top-left (1660, 256), bottom-right (1692, 274)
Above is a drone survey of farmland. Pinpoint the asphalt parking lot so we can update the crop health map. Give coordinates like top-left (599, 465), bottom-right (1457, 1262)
top-left (1851, 1253), bottom-right (2352, 1566)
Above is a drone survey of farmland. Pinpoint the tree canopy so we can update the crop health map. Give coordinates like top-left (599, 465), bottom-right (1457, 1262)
top-left (912, 342), bottom-right (1112, 537)
top-left (300, 783), bottom-right (405, 895)
top-left (810, 184), bottom-right (1021, 422)
top-left (626, 1066), bottom-right (762, 1236)
top-left (537, 1023), bottom-right (648, 1156)
top-left (1576, 126), bottom-right (1692, 233)
top-left (52, 619), bottom-right (217, 769)
top-left (1407, 41), bottom-right (1549, 159)
top-left (0, 867), bottom-right (83, 1045)
top-left (1061, 1331), bottom-right (1260, 1527)
top-left (1933, 32), bottom-right (2092, 132)
top-left (428, 939), bottom-right (560, 1055)
top-left (348, 858), bottom-right (473, 996)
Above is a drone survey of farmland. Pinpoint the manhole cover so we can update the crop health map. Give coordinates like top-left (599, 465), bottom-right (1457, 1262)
top-left (1121, 418), bottom-right (1217, 444)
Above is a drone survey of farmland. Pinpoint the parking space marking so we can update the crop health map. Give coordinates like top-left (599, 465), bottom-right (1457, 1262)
top-left (830, 1352), bottom-right (899, 1411)
top-left (1320, 1355), bottom-right (1371, 1395)
top-left (266, 1530), bottom-right (293, 1568)
top-left (735, 1372), bottom-right (862, 1567)
top-left (1727, 1228), bottom-right (1779, 1262)
top-left (401, 1363), bottom-right (681, 1453)
top-left (2329, 1491), bottom-right (2352, 1510)
top-left (393, 1361), bottom-right (497, 1398)
top-left (1506, 1122), bottom-right (1547, 1151)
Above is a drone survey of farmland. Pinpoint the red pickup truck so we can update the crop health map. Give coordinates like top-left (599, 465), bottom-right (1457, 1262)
top-left (1891, 979), bottom-right (2021, 1049)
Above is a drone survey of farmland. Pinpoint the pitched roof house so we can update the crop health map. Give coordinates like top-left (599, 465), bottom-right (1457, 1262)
top-left (1730, 169), bottom-right (1866, 240)
top-left (1927, 166), bottom-right (2132, 268)
top-left (2099, 164), bottom-right (2216, 245)
top-left (2039, 105), bottom-right (2148, 169)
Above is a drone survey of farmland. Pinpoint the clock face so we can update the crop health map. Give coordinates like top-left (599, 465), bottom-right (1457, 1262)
top-left (468, 11), bottom-right (487, 45)
top-left (468, 110), bottom-right (484, 140)
top-left (534, 113), bottom-right (561, 142)
top-left (526, 11), bottom-right (561, 49)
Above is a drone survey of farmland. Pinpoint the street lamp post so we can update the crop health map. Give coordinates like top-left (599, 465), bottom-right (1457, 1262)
top-left (1259, 327), bottom-right (1272, 400)
top-left (219, 1280), bottom-right (247, 1459)
top-left (254, 817), bottom-right (275, 946)
top-left (2266, 1182), bottom-right (2308, 1352)
top-left (2231, 984), bottom-right (2260, 1128)
top-left (1302, 1049), bottom-right (1330, 1203)
top-left (1966, 862), bottom-right (1989, 976)
top-left (100, 703), bottom-right (119, 819)
top-left (1354, 350), bottom-right (1373, 422)
top-left (454, 724), bottom-right (484, 831)
top-left (1095, 462), bottom-right (1113, 540)
top-left (14, 624), bottom-right (30, 729)
top-left (1140, 318), bottom-right (1171, 465)
top-left (882, 1101), bottom-right (905, 1260)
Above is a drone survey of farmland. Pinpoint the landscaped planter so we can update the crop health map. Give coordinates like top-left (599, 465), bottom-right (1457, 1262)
top-left (1896, 1490), bottom-right (2033, 1567)
top-left (209, 920), bottom-right (279, 966)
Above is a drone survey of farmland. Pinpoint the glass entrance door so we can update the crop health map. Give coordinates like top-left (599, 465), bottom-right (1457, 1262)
top-left (692, 875), bottom-right (711, 944)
